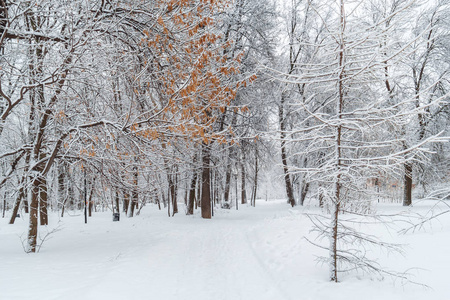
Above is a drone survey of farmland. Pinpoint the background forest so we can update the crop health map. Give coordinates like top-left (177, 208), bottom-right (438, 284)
top-left (1, 0), bottom-right (449, 292)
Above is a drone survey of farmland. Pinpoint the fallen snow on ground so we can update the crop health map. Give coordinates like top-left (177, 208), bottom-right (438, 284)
top-left (1, 200), bottom-right (449, 300)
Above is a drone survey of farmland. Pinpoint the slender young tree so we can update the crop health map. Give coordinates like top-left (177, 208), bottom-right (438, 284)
top-left (277, 0), bottom-right (445, 281)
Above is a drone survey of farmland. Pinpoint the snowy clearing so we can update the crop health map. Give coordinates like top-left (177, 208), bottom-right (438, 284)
top-left (1, 200), bottom-right (450, 300)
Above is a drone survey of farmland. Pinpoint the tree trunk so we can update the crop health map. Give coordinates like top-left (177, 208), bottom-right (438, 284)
top-left (319, 186), bottom-right (324, 208)
top-left (9, 177), bottom-right (26, 224)
top-left (9, 193), bottom-right (21, 223)
top-left (196, 170), bottom-right (201, 210)
top-left (401, 137), bottom-right (413, 206)
top-left (403, 162), bottom-right (413, 206)
top-left (115, 191), bottom-right (120, 214)
top-left (171, 177), bottom-right (178, 216)
top-left (281, 144), bottom-right (295, 206)
top-left (201, 143), bottom-right (211, 219)
top-left (2, 191), bottom-right (5, 218)
top-left (187, 164), bottom-right (197, 215)
top-left (298, 156), bottom-right (309, 206)
top-left (28, 178), bottom-right (40, 253)
top-left (162, 190), bottom-right (167, 208)
top-left (235, 173), bottom-right (238, 210)
top-left (129, 190), bottom-right (138, 217)
top-left (184, 182), bottom-right (188, 206)
top-left (67, 177), bottom-right (74, 212)
top-left (330, 0), bottom-right (345, 282)
top-left (156, 194), bottom-right (161, 210)
top-left (252, 152), bottom-right (258, 207)
top-left (39, 175), bottom-right (48, 226)
top-left (279, 92), bottom-right (296, 207)
top-left (88, 184), bottom-right (94, 217)
top-left (172, 171), bottom-right (178, 215)
top-left (213, 169), bottom-right (219, 207)
top-left (330, 190), bottom-right (340, 282)
top-left (223, 113), bottom-right (237, 205)
top-left (123, 193), bottom-right (129, 214)
top-left (57, 161), bottom-right (66, 212)
top-left (195, 175), bottom-right (200, 210)
top-left (22, 153), bottom-right (32, 214)
top-left (299, 182), bottom-right (309, 206)
top-left (167, 186), bottom-right (171, 217)
top-left (60, 198), bottom-right (66, 218)
top-left (129, 167), bottom-right (139, 217)
top-left (224, 158), bottom-right (232, 204)
top-left (240, 157), bottom-right (247, 205)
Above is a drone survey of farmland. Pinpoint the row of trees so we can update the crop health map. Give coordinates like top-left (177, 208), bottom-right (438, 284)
top-left (1, 0), bottom-right (449, 282)
top-left (0, 0), bottom-right (278, 252)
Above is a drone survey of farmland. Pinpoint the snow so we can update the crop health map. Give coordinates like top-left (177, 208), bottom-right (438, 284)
top-left (1, 200), bottom-right (450, 300)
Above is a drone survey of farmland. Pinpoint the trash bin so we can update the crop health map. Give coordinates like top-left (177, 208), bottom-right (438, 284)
top-left (113, 213), bottom-right (120, 221)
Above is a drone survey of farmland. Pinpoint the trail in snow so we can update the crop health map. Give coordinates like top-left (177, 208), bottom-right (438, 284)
top-left (1, 200), bottom-right (450, 300)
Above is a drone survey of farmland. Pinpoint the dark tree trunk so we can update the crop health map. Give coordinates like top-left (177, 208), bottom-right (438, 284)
top-left (67, 177), bottom-right (74, 212)
top-left (2, 191), bottom-right (5, 218)
top-left (115, 191), bottom-right (120, 214)
top-left (156, 194), bottom-right (161, 210)
top-left (196, 169), bottom-right (201, 210)
top-left (213, 169), bottom-right (219, 207)
top-left (252, 152), bottom-right (258, 207)
top-left (224, 158), bottom-right (232, 204)
top-left (223, 112), bottom-right (236, 205)
top-left (187, 165), bottom-right (197, 215)
top-left (402, 138), bottom-right (413, 206)
top-left (299, 182), bottom-right (309, 206)
top-left (240, 158), bottom-right (247, 205)
top-left (403, 162), bottom-right (413, 206)
top-left (171, 179), bottom-right (178, 216)
top-left (22, 153), bottom-right (32, 214)
top-left (215, 171), bottom-right (220, 206)
top-left (279, 92), bottom-right (296, 207)
top-left (129, 190), bottom-right (138, 217)
top-left (60, 199), bottom-right (66, 218)
top-left (28, 178), bottom-right (40, 253)
top-left (9, 178), bottom-right (26, 224)
top-left (39, 175), bottom-right (48, 226)
top-left (281, 144), bottom-right (295, 206)
top-left (88, 185), bottom-right (94, 217)
top-left (184, 183), bottom-right (188, 206)
top-left (123, 193), bottom-right (129, 214)
top-left (167, 186), bottom-right (171, 217)
top-left (319, 187), bottom-right (324, 208)
top-left (58, 162), bottom-right (66, 213)
top-left (201, 143), bottom-right (211, 219)
top-left (9, 193), bottom-right (22, 223)
top-left (129, 167), bottom-right (139, 217)
top-left (171, 171), bottom-right (178, 216)
top-left (235, 173), bottom-right (238, 210)
top-left (162, 190), bottom-right (167, 208)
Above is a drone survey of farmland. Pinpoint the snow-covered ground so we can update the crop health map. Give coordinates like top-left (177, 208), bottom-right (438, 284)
top-left (1, 200), bottom-right (449, 300)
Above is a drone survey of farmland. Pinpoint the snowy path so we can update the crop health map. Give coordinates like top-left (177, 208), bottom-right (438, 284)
top-left (1, 200), bottom-right (450, 300)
